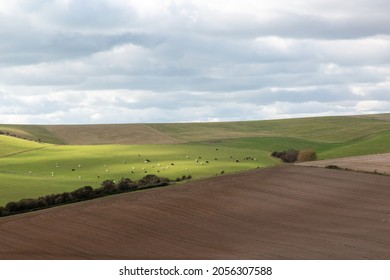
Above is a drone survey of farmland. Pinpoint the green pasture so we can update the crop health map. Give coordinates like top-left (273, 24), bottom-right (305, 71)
top-left (0, 139), bottom-right (279, 205)
top-left (150, 114), bottom-right (390, 143)
top-left (0, 135), bottom-right (47, 157)
top-left (1, 113), bottom-right (389, 207)
top-left (215, 130), bottom-right (390, 160)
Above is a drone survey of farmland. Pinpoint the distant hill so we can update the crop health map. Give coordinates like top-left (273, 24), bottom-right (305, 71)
top-left (1, 113), bottom-right (389, 145)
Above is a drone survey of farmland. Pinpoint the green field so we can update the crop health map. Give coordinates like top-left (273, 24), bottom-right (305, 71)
top-left (0, 113), bottom-right (389, 206)
top-left (0, 140), bottom-right (278, 205)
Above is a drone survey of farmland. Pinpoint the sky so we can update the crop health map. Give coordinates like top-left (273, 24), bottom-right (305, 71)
top-left (0, 0), bottom-right (389, 124)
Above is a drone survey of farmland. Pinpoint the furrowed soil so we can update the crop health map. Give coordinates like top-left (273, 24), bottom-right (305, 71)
top-left (297, 153), bottom-right (390, 174)
top-left (0, 165), bottom-right (389, 260)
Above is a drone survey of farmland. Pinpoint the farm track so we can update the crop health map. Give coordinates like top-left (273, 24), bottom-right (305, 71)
top-left (0, 147), bottom-right (47, 159)
top-left (0, 165), bottom-right (389, 260)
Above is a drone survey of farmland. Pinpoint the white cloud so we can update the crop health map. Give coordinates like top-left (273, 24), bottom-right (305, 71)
top-left (0, 0), bottom-right (389, 124)
top-left (356, 100), bottom-right (390, 113)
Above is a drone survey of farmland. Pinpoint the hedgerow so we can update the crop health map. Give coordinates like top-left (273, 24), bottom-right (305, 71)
top-left (0, 174), bottom-right (176, 217)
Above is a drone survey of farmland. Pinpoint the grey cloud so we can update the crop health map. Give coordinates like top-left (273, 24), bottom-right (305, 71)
top-left (0, 0), bottom-right (389, 124)
top-left (0, 30), bottom-right (161, 66)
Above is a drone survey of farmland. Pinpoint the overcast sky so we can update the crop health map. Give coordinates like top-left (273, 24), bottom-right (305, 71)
top-left (0, 0), bottom-right (389, 124)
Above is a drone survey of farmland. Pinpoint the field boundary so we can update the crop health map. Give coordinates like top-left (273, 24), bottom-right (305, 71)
top-left (296, 153), bottom-right (390, 175)
top-left (0, 147), bottom-right (47, 159)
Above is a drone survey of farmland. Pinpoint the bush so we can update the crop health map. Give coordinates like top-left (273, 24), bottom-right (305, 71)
top-left (117, 178), bottom-right (136, 191)
top-left (16, 199), bottom-right (37, 212)
top-left (271, 149), bottom-right (299, 163)
top-left (100, 179), bottom-right (117, 194)
top-left (283, 149), bottom-right (299, 163)
top-left (71, 186), bottom-right (95, 200)
top-left (5, 202), bottom-right (18, 213)
top-left (139, 174), bottom-right (160, 185)
top-left (138, 174), bottom-right (169, 186)
top-left (297, 149), bottom-right (317, 162)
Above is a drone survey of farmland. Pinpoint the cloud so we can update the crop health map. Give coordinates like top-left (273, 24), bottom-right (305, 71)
top-left (0, 0), bottom-right (389, 124)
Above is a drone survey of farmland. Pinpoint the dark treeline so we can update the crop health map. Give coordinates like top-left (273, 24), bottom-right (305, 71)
top-left (0, 174), bottom-right (191, 217)
top-left (271, 149), bottom-right (300, 163)
top-left (0, 130), bottom-right (42, 143)
top-left (271, 149), bottom-right (317, 163)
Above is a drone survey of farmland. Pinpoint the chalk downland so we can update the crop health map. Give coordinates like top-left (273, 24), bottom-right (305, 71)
top-left (0, 165), bottom-right (389, 260)
top-left (43, 124), bottom-right (184, 145)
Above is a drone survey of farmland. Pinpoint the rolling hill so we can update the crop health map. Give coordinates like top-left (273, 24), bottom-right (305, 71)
top-left (1, 113), bottom-right (389, 145)
top-left (0, 113), bottom-right (389, 260)
top-left (0, 113), bottom-right (389, 206)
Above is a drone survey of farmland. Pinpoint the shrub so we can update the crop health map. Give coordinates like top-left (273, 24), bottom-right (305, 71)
top-left (0, 206), bottom-right (6, 216)
top-left (283, 149), bottom-right (299, 163)
top-left (5, 202), bottom-right (18, 213)
top-left (118, 178), bottom-right (136, 191)
top-left (71, 186), bottom-right (95, 200)
top-left (100, 179), bottom-right (117, 194)
top-left (141, 174), bottom-right (169, 185)
top-left (297, 149), bottom-right (317, 162)
top-left (139, 174), bottom-right (161, 185)
top-left (16, 199), bottom-right (37, 212)
top-left (271, 149), bottom-right (300, 163)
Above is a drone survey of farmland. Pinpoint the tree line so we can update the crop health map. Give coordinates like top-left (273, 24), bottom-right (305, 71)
top-left (0, 174), bottom-right (189, 217)
top-left (271, 149), bottom-right (317, 163)
top-left (0, 130), bottom-right (43, 143)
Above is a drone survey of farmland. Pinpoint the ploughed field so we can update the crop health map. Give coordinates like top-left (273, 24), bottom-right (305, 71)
top-left (297, 153), bottom-right (390, 174)
top-left (1, 165), bottom-right (389, 260)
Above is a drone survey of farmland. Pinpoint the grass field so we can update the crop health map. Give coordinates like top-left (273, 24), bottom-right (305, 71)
top-left (1, 113), bottom-right (389, 145)
top-left (0, 139), bottom-right (278, 205)
top-left (0, 113), bottom-right (389, 206)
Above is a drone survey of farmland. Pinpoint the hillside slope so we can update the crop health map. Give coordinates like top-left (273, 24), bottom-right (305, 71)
top-left (0, 135), bottom-right (47, 157)
top-left (42, 124), bottom-right (184, 145)
top-left (1, 113), bottom-right (389, 145)
top-left (1, 166), bottom-right (389, 260)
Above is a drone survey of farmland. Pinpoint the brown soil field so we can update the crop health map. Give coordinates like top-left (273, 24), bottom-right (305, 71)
top-left (0, 165), bottom-right (389, 260)
top-left (43, 124), bottom-right (184, 145)
top-left (297, 153), bottom-right (390, 175)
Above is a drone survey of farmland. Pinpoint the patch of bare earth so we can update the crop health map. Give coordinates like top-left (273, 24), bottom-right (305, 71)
top-left (0, 165), bottom-right (389, 260)
top-left (43, 124), bottom-right (184, 145)
top-left (297, 153), bottom-right (390, 175)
